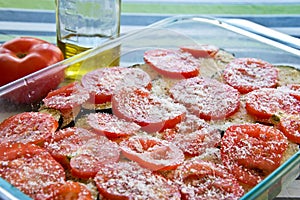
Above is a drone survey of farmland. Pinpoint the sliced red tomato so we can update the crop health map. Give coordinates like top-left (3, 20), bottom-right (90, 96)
top-left (0, 112), bottom-right (58, 146)
top-left (161, 114), bottom-right (221, 156)
top-left (245, 88), bottom-right (300, 120)
top-left (172, 159), bottom-right (244, 199)
top-left (0, 143), bottom-right (66, 199)
top-left (169, 77), bottom-right (240, 121)
top-left (70, 137), bottom-right (120, 179)
top-left (162, 114), bottom-right (209, 137)
top-left (40, 181), bottom-right (93, 200)
top-left (42, 81), bottom-right (89, 114)
top-left (223, 58), bottom-right (278, 94)
top-left (120, 135), bottom-right (184, 171)
top-left (277, 116), bottom-right (300, 144)
top-left (278, 84), bottom-right (300, 101)
top-left (44, 127), bottom-right (98, 168)
top-left (81, 67), bottom-right (152, 104)
top-left (144, 49), bottom-right (200, 79)
top-left (86, 112), bottom-right (141, 139)
top-left (220, 123), bottom-right (288, 186)
top-left (180, 44), bottom-right (219, 58)
top-left (112, 87), bottom-right (186, 132)
top-left (163, 128), bottom-right (221, 157)
top-left (45, 127), bottom-right (120, 178)
top-left (94, 161), bottom-right (181, 199)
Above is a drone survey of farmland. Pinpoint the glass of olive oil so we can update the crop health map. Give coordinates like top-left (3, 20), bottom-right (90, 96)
top-left (56, 0), bottom-right (121, 80)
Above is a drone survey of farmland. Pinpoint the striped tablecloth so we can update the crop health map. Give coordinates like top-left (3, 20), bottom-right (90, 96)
top-left (0, 7), bottom-right (300, 200)
top-left (1, 8), bottom-right (300, 43)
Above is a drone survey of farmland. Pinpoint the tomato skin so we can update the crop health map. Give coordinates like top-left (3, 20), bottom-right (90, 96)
top-left (44, 127), bottom-right (98, 169)
top-left (69, 137), bottom-right (120, 179)
top-left (172, 159), bottom-right (244, 200)
top-left (112, 87), bottom-right (186, 133)
top-left (160, 114), bottom-right (221, 156)
top-left (3, 67), bottom-right (65, 104)
top-left (223, 58), bottom-right (278, 94)
top-left (144, 49), bottom-right (200, 79)
top-left (162, 125), bottom-right (221, 157)
top-left (94, 161), bottom-right (181, 200)
top-left (180, 44), bottom-right (219, 58)
top-left (245, 88), bottom-right (300, 120)
top-left (120, 135), bottom-right (185, 171)
top-left (43, 82), bottom-right (89, 111)
top-left (278, 84), bottom-right (300, 101)
top-left (0, 143), bottom-right (66, 199)
top-left (220, 123), bottom-right (288, 186)
top-left (41, 181), bottom-right (93, 200)
top-left (0, 112), bottom-right (58, 146)
top-left (44, 127), bottom-right (120, 179)
top-left (0, 37), bottom-right (64, 87)
top-left (170, 77), bottom-right (240, 121)
top-left (277, 116), bottom-right (300, 144)
top-left (86, 113), bottom-right (141, 139)
top-left (81, 67), bottom-right (152, 105)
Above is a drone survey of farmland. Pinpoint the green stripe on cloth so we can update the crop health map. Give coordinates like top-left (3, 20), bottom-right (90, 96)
top-left (122, 3), bottom-right (300, 15)
top-left (0, 0), bottom-right (55, 10)
top-left (0, 34), bottom-right (56, 44)
top-left (0, 0), bottom-right (300, 14)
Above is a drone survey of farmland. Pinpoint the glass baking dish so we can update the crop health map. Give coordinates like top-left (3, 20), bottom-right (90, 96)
top-left (0, 15), bottom-right (299, 200)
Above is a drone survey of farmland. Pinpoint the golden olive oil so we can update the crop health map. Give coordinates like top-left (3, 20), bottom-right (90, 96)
top-left (57, 34), bottom-right (120, 80)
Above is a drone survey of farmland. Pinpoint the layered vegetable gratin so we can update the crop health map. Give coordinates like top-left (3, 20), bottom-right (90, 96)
top-left (0, 44), bottom-right (300, 199)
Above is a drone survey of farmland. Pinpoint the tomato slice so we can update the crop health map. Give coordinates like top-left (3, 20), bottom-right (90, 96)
top-left (144, 49), bottom-right (200, 79)
top-left (288, 84), bottom-right (300, 100)
top-left (45, 127), bottom-right (120, 178)
top-left (70, 137), bottom-right (120, 179)
top-left (41, 181), bottom-right (93, 200)
top-left (94, 161), bottom-right (181, 199)
top-left (120, 135), bottom-right (184, 171)
top-left (172, 159), bottom-right (244, 199)
top-left (180, 44), bottom-right (219, 58)
top-left (170, 77), bottom-right (240, 121)
top-left (44, 127), bottom-right (98, 168)
top-left (163, 129), bottom-right (220, 157)
top-left (43, 81), bottom-right (89, 113)
top-left (0, 143), bottom-right (65, 199)
top-left (223, 58), bottom-right (278, 94)
top-left (81, 67), bottom-right (152, 104)
top-left (0, 112), bottom-right (58, 146)
top-left (245, 88), bottom-right (300, 120)
top-left (277, 116), bottom-right (300, 144)
top-left (278, 84), bottom-right (300, 101)
top-left (220, 123), bottom-right (288, 186)
top-left (161, 114), bottom-right (221, 156)
top-left (86, 112), bottom-right (141, 139)
top-left (112, 87), bottom-right (186, 132)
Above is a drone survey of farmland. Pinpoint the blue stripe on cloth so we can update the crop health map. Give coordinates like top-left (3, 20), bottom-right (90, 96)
top-left (1, 9), bottom-right (300, 29)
